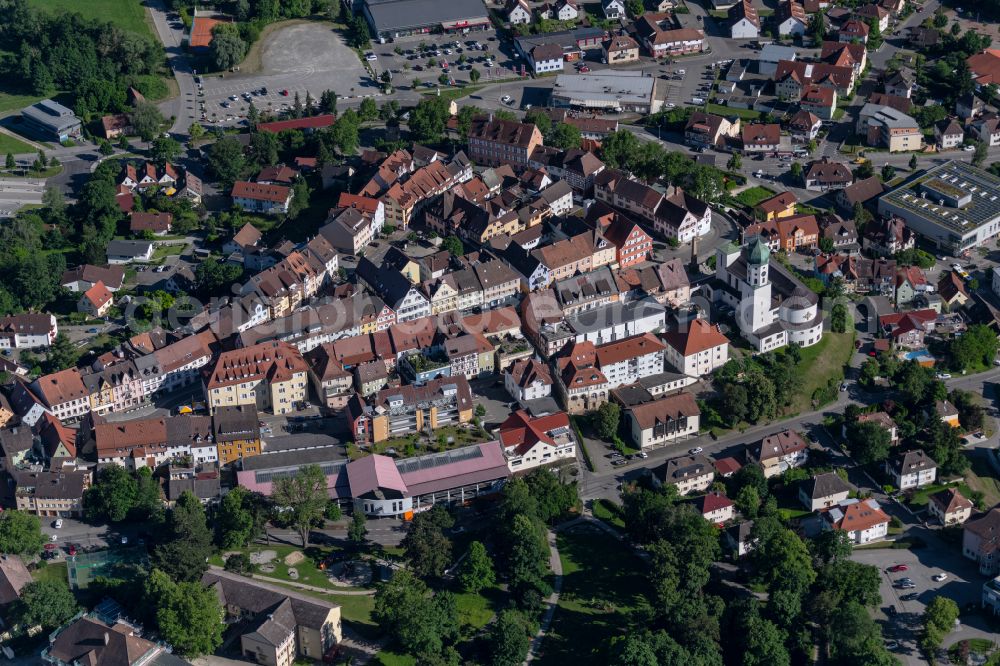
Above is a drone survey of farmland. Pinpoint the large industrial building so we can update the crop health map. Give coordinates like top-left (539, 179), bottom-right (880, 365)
top-left (550, 71), bottom-right (663, 114)
top-left (21, 99), bottom-right (82, 142)
top-left (362, 0), bottom-right (490, 41)
top-left (877, 161), bottom-right (1000, 255)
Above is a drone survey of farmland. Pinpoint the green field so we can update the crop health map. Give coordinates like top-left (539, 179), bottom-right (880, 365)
top-left (27, 0), bottom-right (155, 38)
top-left (0, 132), bottom-right (34, 155)
top-left (706, 102), bottom-right (762, 121)
top-left (539, 526), bottom-right (647, 665)
top-left (788, 317), bottom-right (855, 414)
top-left (735, 186), bottom-right (776, 208)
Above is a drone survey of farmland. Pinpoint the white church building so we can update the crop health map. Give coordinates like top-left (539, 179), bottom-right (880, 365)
top-left (706, 238), bottom-right (824, 352)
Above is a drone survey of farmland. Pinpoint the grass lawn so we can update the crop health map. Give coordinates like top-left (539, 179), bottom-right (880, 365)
top-left (735, 186), bottom-right (776, 208)
top-left (150, 243), bottom-right (187, 262)
top-left (0, 132), bottom-right (34, 154)
top-left (211, 542), bottom-right (372, 592)
top-left (592, 499), bottom-right (625, 531)
top-left (0, 91), bottom-right (50, 115)
top-left (706, 102), bottom-right (762, 120)
top-left (906, 482), bottom-right (974, 507)
top-left (965, 455), bottom-right (1000, 507)
top-left (453, 586), bottom-right (501, 635)
top-left (32, 561), bottom-right (67, 585)
top-left (27, 0), bottom-right (155, 38)
top-left (376, 653), bottom-right (416, 666)
top-left (787, 317), bottom-right (855, 414)
top-left (539, 526), bottom-right (647, 666)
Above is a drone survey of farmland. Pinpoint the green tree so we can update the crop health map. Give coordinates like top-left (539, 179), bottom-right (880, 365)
top-left (0, 510), bottom-right (44, 557)
top-left (348, 510), bottom-right (368, 545)
top-left (727, 153), bottom-right (742, 171)
top-left (910, 154), bottom-right (919, 170)
top-left (272, 464), bottom-right (327, 547)
top-left (487, 609), bottom-right (532, 666)
top-left (506, 514), bottom-right (551, 609)
top-left (98, 140), bottom-right (114, 156)
top-left (216, 486), bottom-right (257, 549)
top-left (881, 164), bottom-right (896, 181)
top-left (209, 25), bottom-right (246, 71)
top-left (188, 123), bottom-right (205, 143)
top-left (408, 96), bottom-right (450, 142)
top-left (84, 464), bottom-right (138, 523)
top-left (146, 569), bottom-right (224, 657)
top-left (743, 611), bottom-right (789, 666)
top-left (459, 540), bottom-right (496, 593)
top-left (16, 580), bottom-right (78, 629)
top-left (46, 333), bottom-right (79, 371)
top-left (811, 528), bottom-right (853, 564)
top-left (845, 420), bottom-right (892, 465)
top-left (207, 136), bottom-right (246, 187)
top-left (601, 130), bottom-right (640, 169)
top-left (735, 485), bottom-right (761, 519)
top-left (469, 67), bottom-right (481, 83)
top-left (4, 153), bottom-right (14, 170)
top-left (373, 569), bottom-right (458, 659)
top-left (830, 303), bottom-right (848, 333)
top-left (548, 122), bottom-right (582, 150)
top-left (974, 140), bottom-right (989, 167)
top-left (401, 505), bottom-right (454, 579)
top-left (224, 551), bottom-right (252, 574)
top-left (130, 101), bottom-right (165, 142)
top-left (594, 401), bottom-right (621, 440)
top-left (152, 491), bottom-right (214, 582)
top-left (359, 97), bottom-right (378, 122)
top-left (150, 136), bottom-right (182, 164)
top-left (325, 501), bottom-right (342, 521)
top-left (441, 235), bottom-right (464, 256)
top-left (922, 595), bottom-right (959, 654)
top-left (949, 323), bottom-right (999, 371)
top-left (808, 11), bottom-right (826, 41)
top-left (133, 467), bottom-right (164, 523)
top-left (789, 161), bottom-right (803, 182)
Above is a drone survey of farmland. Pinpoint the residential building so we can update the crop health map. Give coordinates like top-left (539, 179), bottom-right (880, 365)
top-left (43, 616), bottom-right (173, 666)
top-left (837, 176), bottom-right (884, 211)
top-left (856, 410), bottom-right (899, 445)
top-left (231, 181), bottom-right (294, 215)
top-left (804, 158), bottom-right (853, 191)
top-left (0, 313), bottom-right (58, 349)
top-left (603, 34), bottom-right (640, 64)
top-left (14, 469), bottom-right (89, 517)
top-left (929, 487), bottom-right (974, 525)
top-left (936, 118), bottom-right (965, 150)
top-left (106, 240), bottom-right (153, 264)
top-left (348, 375), bottom-right (474, 443)
top-left (864, 216), bottom-right (914, 256)
top-left (467, 118), bottom-right (544, 169)
top-left (214, 405), bottom-right (263, 466)
top-left (839, 18), bottom-right (870, 43)
top-left (858, 104), bottom-right (922, 152)
top-left (77, 282), bottom-right (113, 318)
top-left (741, 123), bottom-right (781, 153)
top-left (776, 0), bottom-right (807, 36)
top-left (498, 410), bottom-right (577, 471)
top-left (799, 84), bottom-right (838, 121)
top-left (684, 111), bottom-right (741, 149)
top-left (728, 0), bottom-right (760, 38)
top-left (599, 211), bottom-right (653, 268)
top-left (635, 16), bottom-right (705, 57)
top-left (205, 341), bottom-right (309, 415)
top-left (30, 368), bottom-right (90, 422)
top-left (788, 110), bottom-right (822, 142)
top-left (61, 265), bottom-right (126, 293)
top-left (526, 43), bottom-right (565, 75)
top-left (505, 0), bottom-right (532, 24)
top-left (799, 471), bottom-right (852, 511)
top-left (602, 0), bottom-right (626, 18)
top-left (505, 358), bottom-right (553, 402)
top-left (555, 341), bottom-right (609, 413)
top-left (724, 520), bottom-right (756, 557)
top-left (939, 270), bottom-right (970, 311)
top-left (594, 333), bottom-right (666, 389)
top-left (756, 191), bottom-right (797, 221)
top-left (626, 391), bottom-right (700, 449)
top-left (820, 214), bottom-right (859, 253)
top-left (661, 318), bottom-right (730, 377)
top-left (745, 214), bottom-right (820, 252)
top-left (748, 429), bottom-right (809, 478)
top-left (964, 507), bottom-right (1000, 575)
top-left (971, 114), bottom-right (1000, 146)
top-left (775, 60), bottom-right (855, 99)
top-left (203, 571), bottom-right (341, 666)
top-left (886, 449), bottom-right (937, 489)
top-left (857, 2), bottom-right (890, 31)
top-left (825, 498), bottom-right (890, 544)
top-left (0, 555), bottom-right (31, 611)
top-left (884, 68), bottom-right (914, 98)
top-left (693, 491), bottom-right (735, 524)
top-left (653, 452), bottom-right (714, 494)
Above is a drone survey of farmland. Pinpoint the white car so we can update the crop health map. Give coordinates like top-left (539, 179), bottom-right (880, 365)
top-left (50, 534), bottom-right (58, 542)
top-left (501, 95), bottom-right (513, 105)
top-left (932, 573), bottom-right (948, 582)
top-left (688, 447), bottom-right (704, 455)
top-left (936, 372), bottom-right (952, 379)
top-left (365, 53), bottom-right (377, 61)
top-left (121, 536), bottom-right (128, 545)
top-left (964, 144), bottom-right (976, 152)
top-left (54, 519), bottom-right (63, 529)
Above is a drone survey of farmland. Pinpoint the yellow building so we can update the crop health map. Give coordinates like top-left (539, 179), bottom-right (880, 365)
top-left (205, 341), bottom-right (309, 416)
top-left (755, 191), bottom-right (797, 221)
top-left (362, 375), bottom-right (475, 444)
top-left (213, 405), bottom-right (264, 465)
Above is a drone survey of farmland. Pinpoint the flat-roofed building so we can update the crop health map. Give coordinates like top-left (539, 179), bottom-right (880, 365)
top-left (363, 0), bottom-right (490, 40)
top-left (21, 99), bottom-right (81, 142)
top-left (878, 161), bottom-right (1000, 254)
top-left (551, 71), bottom-right (662, 114)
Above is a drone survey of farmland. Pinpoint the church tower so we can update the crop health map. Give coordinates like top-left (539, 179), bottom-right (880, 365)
top-left (741, 236), bottom-right (773, 337)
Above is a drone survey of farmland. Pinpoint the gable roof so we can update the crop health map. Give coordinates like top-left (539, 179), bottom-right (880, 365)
top-left (930, 487), bottom-right (973, 515)
top-left (661, 318), bottom-right (729, 356)
top-left (803, 471), bottom-right (851, 500)
top-left (627, 392), bottom-right (700, 429)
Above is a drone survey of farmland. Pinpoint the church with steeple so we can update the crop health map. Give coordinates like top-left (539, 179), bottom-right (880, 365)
top-left (708, 237), bottom-right (825, 353)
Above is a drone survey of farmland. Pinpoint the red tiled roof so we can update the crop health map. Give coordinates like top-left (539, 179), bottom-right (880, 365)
top-left (257, 114), bottom-right (337, 134)
top-left (661, 319), bottom-right (729, 356)
top-left (190, 17), bottom-right (227, 48)
top-left (231, 181), bottom-right (291, 204)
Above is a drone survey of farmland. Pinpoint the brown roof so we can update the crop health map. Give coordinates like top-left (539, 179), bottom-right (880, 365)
top-left (32, 368), bottom-right (87, 407)
top-left (938, 270), bottom-right (969, 303)
top-left (532, 43), bottom-right (564, 62)
top-left (756, 191), bottom-right (797, 214)
top-left (469, 118), bottom-right (540, 149)
top-left (628, 392), bottom-right (700, 429)
top-left (754, 429), bottom-right (808, 462)
top-left (231, 181), bottom-right (291, 203)
top-left (595, 333), bottom-right (665, 366)
top-left (507, 358), bottom-right (553, 388)
top-left (82, 281), bottom-right (113, 310)
top-left (968, 50), bottom-right (1000, 86)
top-left (742, 123), bottom-right (781, 147)
top-left (129, 211), bottom-right (172, 233)
top-left (604, 35), bottom-right (639, 52)
top-left (930, 487), bottom-right (973, 515)
top-left (0, 555), bottom-right (31, 605)
top-left (206, 341), bottom-right (307, 390)
top-left (833, 498), bottom-right (889, 532)
top-left (661, 319), bottom-right (730, 356)
top-left (533, 232), bottom-right (594, 270)
top-left (806, 158), bottom-right (853, 184)
top-left (775, 60), bottom-right (854, 91)
top-left (48, 617), bottom-right (161, 666)
top-left (840, 176), bottom-right (883, 206)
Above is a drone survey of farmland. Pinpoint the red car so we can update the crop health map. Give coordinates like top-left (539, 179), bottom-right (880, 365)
top-left (887, 564), bottom-right (908, 573)
top-left (280, 89), bottom-right (290, 96)
top-left (43, 543), bottom-right (57, 551)
top-left (68, 544), bottom-right (77, 556)
top-left (579, 65), bottom-right (591, 73)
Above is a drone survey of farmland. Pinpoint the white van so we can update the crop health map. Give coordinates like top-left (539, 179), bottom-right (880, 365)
top-left (691, 97), bottom-right (705, 104)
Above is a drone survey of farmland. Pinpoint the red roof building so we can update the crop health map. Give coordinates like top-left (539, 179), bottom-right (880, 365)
top-left (257, 114), bottom-right (337, 134)
top-left (498, 410), bottom-right (577, 471)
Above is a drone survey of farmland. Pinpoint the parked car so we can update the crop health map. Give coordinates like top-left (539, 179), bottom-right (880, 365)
top-left (932, 573), bottom-right (948, 582)
top-left (887, 564), bottom-right (908, 572)
top-left (900, 593), bottom-right (919, 601)
top-left (688, 447), bottom-right (704, 455)
top-left (54, 519), bottom-right (63, 529)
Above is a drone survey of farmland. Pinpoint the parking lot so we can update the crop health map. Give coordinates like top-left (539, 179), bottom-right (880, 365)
top-left (852, 530), bottom-right (999, 664)
top-left (194, 22), bottom-right (371, 127)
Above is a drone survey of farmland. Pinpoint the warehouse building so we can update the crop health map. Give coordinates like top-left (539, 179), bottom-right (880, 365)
top-left (550, 70), bottom-right (662, 114)
top-left (21, 99), bottom-right (82, 142)
top-left (363, 0), bottom-right (490, 41)
top-left (877, 160), bottom-right (1000, 255)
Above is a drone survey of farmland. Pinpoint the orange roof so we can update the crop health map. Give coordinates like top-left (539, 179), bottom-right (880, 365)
top-left (82, 281), bottom-right (113, 310)
top-left (190, 17), bottom-right (227, 49)
top-left (834, 499), bottom-right (889, 532)
top-left (756, 191), bottom-right (797, 214)
top-left (206, 341), bottom-right (307, 390)
top-left (661, 319), bottom-right (729, 356)
top-left (595, 333), bottom-right (665, 367)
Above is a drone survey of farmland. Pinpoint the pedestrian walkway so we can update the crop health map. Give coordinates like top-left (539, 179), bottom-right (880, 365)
top-left (523, 527), bottom-right (564, 665)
